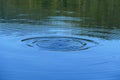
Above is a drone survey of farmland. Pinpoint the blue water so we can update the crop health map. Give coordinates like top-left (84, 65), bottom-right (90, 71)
top-left (0, 0), bottom-right (120, 79)
top-left (0, 15), bottom-right (120, 80)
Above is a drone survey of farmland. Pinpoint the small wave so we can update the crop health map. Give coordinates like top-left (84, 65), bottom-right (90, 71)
top-left (21, 36), bottom-right (98, 51)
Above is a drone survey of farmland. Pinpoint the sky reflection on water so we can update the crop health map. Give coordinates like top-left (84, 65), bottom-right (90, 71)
top-left (0, 0), bottom-right (120, 80)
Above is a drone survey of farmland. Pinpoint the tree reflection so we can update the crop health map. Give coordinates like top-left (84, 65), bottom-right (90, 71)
top-left (0, 0), bottom-right (120, 27)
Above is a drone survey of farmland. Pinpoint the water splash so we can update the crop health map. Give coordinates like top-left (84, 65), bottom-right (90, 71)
top-left (21, 36), bottom-right (98, 51)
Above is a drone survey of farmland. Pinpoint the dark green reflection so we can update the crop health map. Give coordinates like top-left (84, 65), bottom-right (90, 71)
top-left (0, 0), bottom-right (120, 28)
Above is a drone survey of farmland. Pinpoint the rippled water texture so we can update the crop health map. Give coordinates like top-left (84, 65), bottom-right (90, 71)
top-left (21, 36), bottom-right (98, 51)
top-left (0, 0), bottom-right (120, 80)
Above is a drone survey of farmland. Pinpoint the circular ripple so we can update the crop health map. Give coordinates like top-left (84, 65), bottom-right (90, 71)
top-left (21, 36), bottom-right (98, 51)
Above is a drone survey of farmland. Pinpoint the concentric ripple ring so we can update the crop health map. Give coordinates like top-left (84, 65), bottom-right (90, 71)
top-left (21, 36), bottom-right (98, 51)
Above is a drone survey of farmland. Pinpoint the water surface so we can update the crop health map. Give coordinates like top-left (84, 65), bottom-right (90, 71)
top-left (0, 0), bottom-right (120, 80)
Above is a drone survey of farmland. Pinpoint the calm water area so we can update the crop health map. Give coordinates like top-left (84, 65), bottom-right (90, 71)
top-left (0, 0), bottom-right (120, 80)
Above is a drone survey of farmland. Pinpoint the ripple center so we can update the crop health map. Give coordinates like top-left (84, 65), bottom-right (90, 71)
top-left (21, 36), bottom-right (98, 51)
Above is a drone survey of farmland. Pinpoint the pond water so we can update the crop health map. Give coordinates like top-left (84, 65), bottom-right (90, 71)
top-left (0, 0), bottom-right (120, 80)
